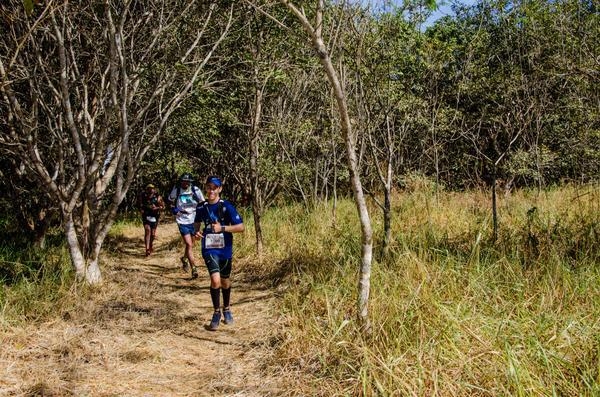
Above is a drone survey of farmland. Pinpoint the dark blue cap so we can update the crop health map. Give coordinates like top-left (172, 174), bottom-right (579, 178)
top-left (206, 176), bottom-right (222, 187)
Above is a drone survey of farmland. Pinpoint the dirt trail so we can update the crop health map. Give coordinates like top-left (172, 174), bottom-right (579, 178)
top-left (0, 222), bottom-right (288, 396)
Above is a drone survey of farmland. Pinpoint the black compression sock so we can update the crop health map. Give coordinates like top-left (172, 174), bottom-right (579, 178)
top-left (222, 287), bottom-right (231, 309)
top-left (210, 287), bottom-right (220, 310)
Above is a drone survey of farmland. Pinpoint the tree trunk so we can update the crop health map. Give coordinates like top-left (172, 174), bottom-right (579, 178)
top-left (383, 188), bottom-right (392, 257)
top-left (381, 114), bottom-right (395, 258)
top-left (331, 125), bottom-right (338, 225)
top-left (282, 0), bottom-right (373, 332)
top-left (63, 212), bottom-right (102, 283)
top-left (492, 173), bottom-right (498, 243)
top-left (250, 82), bottom-right (265, 255)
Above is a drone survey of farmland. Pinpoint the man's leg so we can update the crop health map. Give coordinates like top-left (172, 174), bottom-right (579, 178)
top-left (182, 232), bottom-right (198, 278)
top-left (149, 223), bottom-right (158, 253)
top-left (210, 272), bottom-right (222, 306)
top-left (220, 259), bottom-right (233, 324)
top-left (144, 223), bottom-right (152, 255)
top-left (205, 255), bottom-right (223, 330)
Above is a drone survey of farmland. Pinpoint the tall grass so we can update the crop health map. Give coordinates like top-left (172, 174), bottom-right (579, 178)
top-left (0, 215), bottom-right (146, 327)
top-left (0, 243), bottom-right (77, 327)
top-left (247, 183), bottom-right (600, 396)
top-left (1, 184), bottom-right (597, 395)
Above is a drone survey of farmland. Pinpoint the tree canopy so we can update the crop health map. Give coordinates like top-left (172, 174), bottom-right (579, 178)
top-left (1, 0), bottom-right (598, 281)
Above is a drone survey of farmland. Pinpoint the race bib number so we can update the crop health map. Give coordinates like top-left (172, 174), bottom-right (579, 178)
top-left (146, 216), bottom-right (157, 222)
top-left (205, 233), bottom-right (225, 249)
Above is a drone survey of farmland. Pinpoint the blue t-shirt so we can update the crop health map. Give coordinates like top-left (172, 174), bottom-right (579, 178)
top-left (195, 200), bottom-right (243, 259)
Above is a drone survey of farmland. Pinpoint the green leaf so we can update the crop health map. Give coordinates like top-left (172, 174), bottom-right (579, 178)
top-left (23, 0), bottom-right (34, 15)
top-left (424, 0), bottom-right (438, 11)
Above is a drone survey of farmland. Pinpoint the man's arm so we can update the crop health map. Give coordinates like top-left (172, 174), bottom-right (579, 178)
top-left (215, 202), bottom-right (244, 233)
top-left (220, 223), bottom-right (244, 233)
top-left (157, 195), bottom-right (166, 210)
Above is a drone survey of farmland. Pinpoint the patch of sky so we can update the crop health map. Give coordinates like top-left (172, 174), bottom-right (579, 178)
top-left (348, 0), bottom-right (477, 29)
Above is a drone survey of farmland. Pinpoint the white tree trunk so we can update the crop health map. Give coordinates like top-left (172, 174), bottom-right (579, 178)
top-left (85, 257), bottom-right (103, 285)
top-left (64, 214), bottom-right (86, 281)
top-left (281, 0), bottom-right (373, 332)
top-left (64, 213), bottom-right (102, 284)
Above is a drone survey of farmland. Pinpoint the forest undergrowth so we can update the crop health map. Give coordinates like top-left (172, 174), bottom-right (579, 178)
top-left (1, 182), bottom-right (599, 396)
top-left (259, 183), bottom-right (600, 396)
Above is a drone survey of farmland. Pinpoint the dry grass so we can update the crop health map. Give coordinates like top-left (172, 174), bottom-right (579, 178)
top-left (0, 220), bottom-right (308, 397)
top-left (2, 184), bottom-right (598, 396)
top-left (264, 184), bottom-right (600, 396)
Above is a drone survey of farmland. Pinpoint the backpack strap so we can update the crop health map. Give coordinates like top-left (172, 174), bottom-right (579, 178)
top-left (200, 199), bottom-right (226, 224)
top-left (176, 185), bottom-right (201, 203)
top-left (174, 185), bottom-right (181, 204)
top-left (191, 185), bottom-right (202, 203)
top-left (218, 200), bottom-right (226, 223)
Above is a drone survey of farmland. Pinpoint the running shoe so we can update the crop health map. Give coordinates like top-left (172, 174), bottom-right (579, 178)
top-left (223, 309), bottom-right (233, 325)
top-left (209, 311), bottom-right (221, 331)
top-left (180, 256), bottom-right (189, 272)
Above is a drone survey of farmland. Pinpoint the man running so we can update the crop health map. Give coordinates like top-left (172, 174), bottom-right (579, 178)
top-left (168, 173), bottom-right (204, 279)
top-left (194, 176), bottom-right (244, 330)
top-left (137, 183), bottom-right (165, 256)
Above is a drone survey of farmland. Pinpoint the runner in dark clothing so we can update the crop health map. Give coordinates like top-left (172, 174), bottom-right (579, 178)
top-left (194, 176), bottom-right (244, 331)
top-left (138, 183), bottom-right (165, 257)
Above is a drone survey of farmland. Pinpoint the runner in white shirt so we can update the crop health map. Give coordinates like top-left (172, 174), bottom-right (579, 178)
top-left (168, 173), bottom-right (204, 279)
